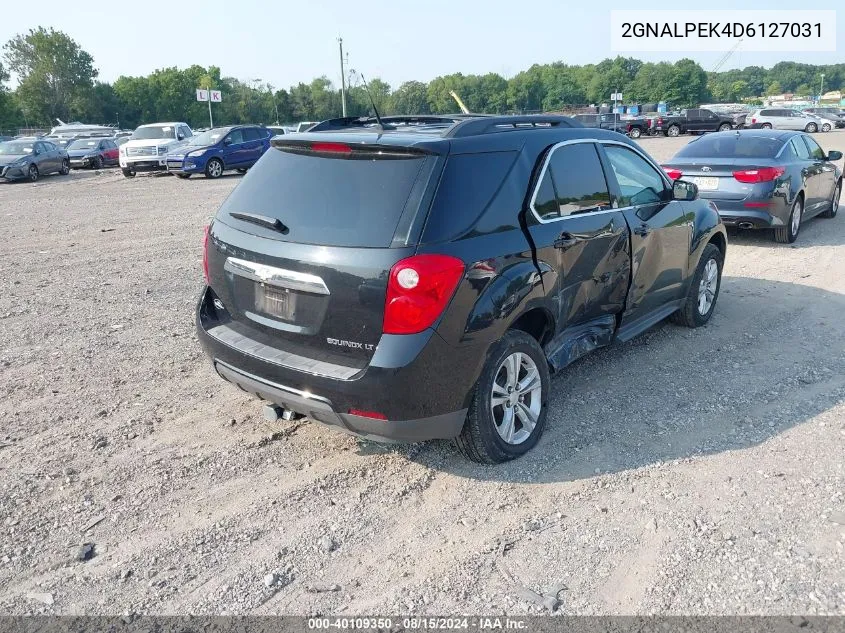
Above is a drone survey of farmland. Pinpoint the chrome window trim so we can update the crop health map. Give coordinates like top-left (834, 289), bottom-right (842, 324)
top-left (224, 257), bottom-right (330, 295)
top-left (528, 138), bottom-right (671, 224)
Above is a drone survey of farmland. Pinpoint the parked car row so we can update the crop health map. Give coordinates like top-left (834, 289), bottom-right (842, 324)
top-left (1, 119), bottom-right (310, 182)
top-left (575, 106), bottom-right (844, 139)
top-left (194, 113), bottom-right (839, 463)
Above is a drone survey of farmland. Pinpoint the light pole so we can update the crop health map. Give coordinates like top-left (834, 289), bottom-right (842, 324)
top-left (819, 73), bottom-right (825, 104)
top-left (267, 83), bottom-right (280, 124)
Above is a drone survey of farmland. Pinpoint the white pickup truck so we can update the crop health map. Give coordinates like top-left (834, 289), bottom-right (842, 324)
top-left (119, 122), bottom-right (193, 177)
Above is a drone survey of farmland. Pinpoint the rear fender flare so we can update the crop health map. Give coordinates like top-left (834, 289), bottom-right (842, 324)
top-left (464, 260), bottom-right (555, 341)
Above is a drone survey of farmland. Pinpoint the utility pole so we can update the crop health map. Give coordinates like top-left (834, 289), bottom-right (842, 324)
top-left (339, 37), bottom-right (347, 117)
top-left (819, 73), bottom-right (825, 104)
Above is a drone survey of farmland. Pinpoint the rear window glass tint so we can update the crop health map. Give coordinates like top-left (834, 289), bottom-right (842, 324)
top-left (218, 147), bottom-right (430, 248)
top-left (675, 135), bottom-right (783, 159)
top-left (423, 152), bottom-right (517, 242)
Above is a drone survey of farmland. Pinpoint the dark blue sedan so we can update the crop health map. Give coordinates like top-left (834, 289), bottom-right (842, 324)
top-left (166, 125), bottom-right (272, 179)
top-left (663, 130), bottom-right (842, 243)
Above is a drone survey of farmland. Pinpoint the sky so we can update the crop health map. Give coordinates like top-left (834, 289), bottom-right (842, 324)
top-left (1, 0), bottom-right (842, 90)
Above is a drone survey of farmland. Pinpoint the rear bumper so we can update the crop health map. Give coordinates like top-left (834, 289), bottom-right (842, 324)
top-left (705, 199), bottom-right (788, 228)
top-left (195, 287), bottom-right (480, 442)
top-left (213, 360), bottom-right (466, 442)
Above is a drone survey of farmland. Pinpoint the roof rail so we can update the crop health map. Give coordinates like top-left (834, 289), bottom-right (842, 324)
top-left (445, 115), bottom-right (581, 138)
top-left (307, 114), bottom-right (487, 132)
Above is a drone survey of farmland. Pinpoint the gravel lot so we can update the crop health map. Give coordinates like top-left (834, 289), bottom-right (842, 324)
top-left (1, 132), bottom-right (844, 617)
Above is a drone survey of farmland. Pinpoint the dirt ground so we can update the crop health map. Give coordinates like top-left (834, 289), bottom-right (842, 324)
top-left (0, 132), bottom-right (844, 617)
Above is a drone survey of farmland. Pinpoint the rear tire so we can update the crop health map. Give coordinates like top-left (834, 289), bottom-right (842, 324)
top-left (176, 173), bottom-right (191, 179)
top-left (667, 125), bottom-right (681, 137)
top-left (761, 123), bottom-right (772, 129)
top-left (455, 330), bottom-right (549, 464)
top-left (805, 122), bottom-right (818, 133)
top-left (628, 127), bottom-right (642, 139)
top-left (718, 123), bottom-right (732, 132)
top-left (670, 243), bottom-right (723, 328)
top-left (822, 180), bottom-right (841, 218)
top-left (774, 196), bottom-right (803, 243)
top-left (122, 168), bottom-right (135, 178)
top-left (236, 168), bottom-right (248, 173)
top-left (821, 123), bottom-right (832, 132)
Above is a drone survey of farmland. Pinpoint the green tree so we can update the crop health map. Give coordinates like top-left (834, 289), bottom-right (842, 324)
top-left (3, 27), bottom-right (97, 124)
top-left (389, 81), bottom-right (429, 115)
top-left (664, 59), bottom-right (709, 108)
top-left (766, 81), bottom-right (783, 96)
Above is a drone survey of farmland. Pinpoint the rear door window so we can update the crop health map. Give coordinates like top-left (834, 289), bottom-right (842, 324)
top-left (242, 128), bottom-right (262, 142)
top-left (217, 144), bottom-right (435, 248)
top-left (790, 137), bottom-right (811, 160)
top-left (533, 143), bottom-right (611, 219)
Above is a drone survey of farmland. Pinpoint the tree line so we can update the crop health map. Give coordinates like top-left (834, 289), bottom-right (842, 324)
top-left (1, 27), bottom-right (842, 132)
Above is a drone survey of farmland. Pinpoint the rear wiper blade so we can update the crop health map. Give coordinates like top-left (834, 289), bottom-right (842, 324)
top-left (229, 212), bottom-right (288, 234)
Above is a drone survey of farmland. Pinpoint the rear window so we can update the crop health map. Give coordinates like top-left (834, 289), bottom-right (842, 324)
top-left (218, 145), bottom-right (433, 248)
top-left (675, 135), bottom-right (783, 159)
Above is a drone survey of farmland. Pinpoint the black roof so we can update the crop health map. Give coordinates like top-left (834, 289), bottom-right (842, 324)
top-left (306, 114), bottom-right (583, 138)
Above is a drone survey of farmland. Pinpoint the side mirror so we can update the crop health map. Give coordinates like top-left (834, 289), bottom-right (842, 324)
top-left (673, 180), bottom-right (699, 202)
top-left (826, 150), bottom-right (842, 161)
top-left (223, 137), bottom-right (232, 146)
top-left (177, 133), bottom-right (185, 141)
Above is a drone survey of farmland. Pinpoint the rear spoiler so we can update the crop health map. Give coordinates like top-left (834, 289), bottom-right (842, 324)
top-left (270, 138), bottom-right (437, 158)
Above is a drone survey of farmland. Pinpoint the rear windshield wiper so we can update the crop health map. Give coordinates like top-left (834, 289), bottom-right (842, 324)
top-left (229, 212), bottom-right (288, 234)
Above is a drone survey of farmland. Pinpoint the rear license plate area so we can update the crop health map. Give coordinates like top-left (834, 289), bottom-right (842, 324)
top-left (255, 284), bottom-right (296, 321)
top-left (691, 176), bottom-right (719, 191)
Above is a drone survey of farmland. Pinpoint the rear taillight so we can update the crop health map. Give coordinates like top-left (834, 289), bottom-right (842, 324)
top-left (383, 254), bottom-right (465, 335)
top-left (751, 118), bottom-right (757, 124)
top-left (202, 225), bottom-right (210, 284)
top-left (663, 167), bottom-right (683, 180)
top-left (732, 167), bottom-right (785, 183)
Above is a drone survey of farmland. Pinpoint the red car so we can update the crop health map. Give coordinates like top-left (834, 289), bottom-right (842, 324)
top-left (66, 137), bottom-right (120, 169)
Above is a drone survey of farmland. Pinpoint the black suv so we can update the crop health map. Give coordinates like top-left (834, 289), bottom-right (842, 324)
top-left (197, 114), bottom-right (727, 463)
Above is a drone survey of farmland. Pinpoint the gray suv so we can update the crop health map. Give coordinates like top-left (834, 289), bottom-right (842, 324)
top-left (748, 108), bottom-right (830, 133)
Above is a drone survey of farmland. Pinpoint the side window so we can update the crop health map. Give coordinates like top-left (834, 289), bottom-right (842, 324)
top-left (536, 143), bottom-right (611, 219)
top-left (603, 145), bottom-right (666, 207)
top-left (790, 137), bottom-right (810, 160)
top-left (533, 171), bottom-right (559, 220)
top-left (242, 128), bottom-right (261, 142)
top-left (183, 126), bottom-right (193, 138)
top-left (803, 136), bottom-right (825, 160)
top-left (227, 129), bottom-right (244, 145)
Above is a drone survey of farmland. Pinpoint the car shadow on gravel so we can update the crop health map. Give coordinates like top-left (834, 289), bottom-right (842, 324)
top-left (402, 276), bottom-right (845, 482)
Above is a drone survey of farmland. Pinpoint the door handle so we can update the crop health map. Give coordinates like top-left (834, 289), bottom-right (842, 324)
top-left (633, 224), bottom-right (650, 237)
top-left (554, 233), bottom-right (581, 249)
